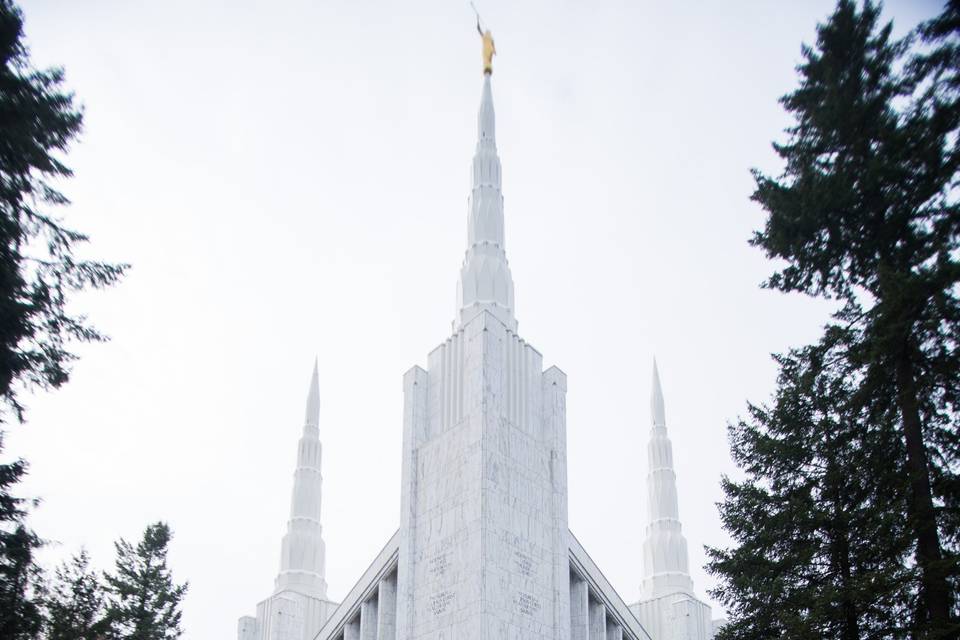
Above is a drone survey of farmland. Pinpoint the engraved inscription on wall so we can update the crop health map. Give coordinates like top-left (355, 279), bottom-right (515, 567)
top-left (428, 553), bottom-right (450, 578)
top-left (516, 592), bottom-right (541, 616)
top-left (431, 590), bottom-right (456, 616)
top-left (513, 551), bottom-right (534, 577)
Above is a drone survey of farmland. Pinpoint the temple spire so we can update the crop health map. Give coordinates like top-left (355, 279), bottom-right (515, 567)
top-left (455, 74), bottom-right (517, 332)
top-left (651, 358), bottom-right (665, 428)
top-left (305, 357), bottom-right (320, 428)
top-left (640, 359), bottom-right (694, 599)
top-left (274, 361), bottom-right (328, 599)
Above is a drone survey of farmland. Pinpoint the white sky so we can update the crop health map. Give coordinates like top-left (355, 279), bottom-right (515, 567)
top-left (10, 1), bottom-right (943, 638)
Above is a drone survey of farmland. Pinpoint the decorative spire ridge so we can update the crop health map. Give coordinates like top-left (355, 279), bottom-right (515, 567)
top-left (275, 362), bottom-right (328, 600)
top-left (640, 360), bottom-right (694, 600)
top-left (455, 74), bottom-right (517, 332)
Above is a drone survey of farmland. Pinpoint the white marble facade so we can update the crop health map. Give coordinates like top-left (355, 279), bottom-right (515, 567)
top-left (238, 72), bottom-right (721, 640)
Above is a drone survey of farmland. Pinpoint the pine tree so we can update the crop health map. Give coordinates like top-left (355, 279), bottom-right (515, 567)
top-left (103, 523), bottom-right (187, 640)
top-left (0, 0), bottom-right (126, 421)
top-left (708, 331), bottom-right (915, 639)
top-left (0, 1), bottom-right (125, 634)
top-left (0, 439), bottom-right (42, 640)
top-left (911, 1), bottom-right (960, 134)
top-left (748, 0), bottom-right (959, 633)
top-left (44, 549), bottom-right (106, 640)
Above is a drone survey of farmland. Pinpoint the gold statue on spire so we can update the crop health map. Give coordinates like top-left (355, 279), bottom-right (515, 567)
top-left (476, 17), bottom-right (495, 74)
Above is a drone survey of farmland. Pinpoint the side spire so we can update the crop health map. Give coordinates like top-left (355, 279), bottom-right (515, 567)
top-left (305, 357), bottom-right (320, 428)
top-left (455, 74), bottom-right (517, 332)
top-left (640, 358), bottom-right (694, 600)
top-left (651, 358), bottom-right (665, 428)
top-left (275, 361), bottom-right (328, 599)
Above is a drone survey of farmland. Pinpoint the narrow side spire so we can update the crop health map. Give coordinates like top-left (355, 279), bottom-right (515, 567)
top-left (275, 361), bottom-right (328, 600)
top-left (305, 357), bottom-right (320, 428)
top-left (651, 358), bottom-right (665, 428)
top-left (640, 359), bottom-right (694, 599)
top-left (455, 75), bottom-right (517, 331)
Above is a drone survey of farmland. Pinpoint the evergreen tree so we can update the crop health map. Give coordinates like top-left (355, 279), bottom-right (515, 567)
top-left (44, 549), bottom-right (106, 640)
top-left (748, 0), bottom-right (959, 633)
top-left (708, 331), bottom-right (915, 639)
top-left (0, 442), bottom-right (41, 640)
top-left (0, 1), bottom-right (124, 634)
top-left (0, 0), bottom-right (126, 420)
top-left (911, 1), bottom-right (960, 136)
top-left (104, 523), bottom-right (187, 640)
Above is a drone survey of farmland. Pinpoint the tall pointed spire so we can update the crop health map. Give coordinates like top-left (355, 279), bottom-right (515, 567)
top-left (640, 358), bottom-right (694, 599)
top-left (651, 358), bottom-right (665, 428)
top-left (455, 75), bottom-right (517, 332)
top-left (305, 357), bottom-right (320, 428)
top-left (274, 361), bottom-right (328, 599)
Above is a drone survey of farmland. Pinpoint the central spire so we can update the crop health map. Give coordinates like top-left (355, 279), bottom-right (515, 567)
top-left (455, 75), bottom-right (517, 332)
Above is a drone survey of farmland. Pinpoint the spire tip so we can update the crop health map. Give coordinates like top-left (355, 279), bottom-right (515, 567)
top-left (305, 359), bottom-right (320, 428)
top-left (651, 357), bottom-right (665, 428)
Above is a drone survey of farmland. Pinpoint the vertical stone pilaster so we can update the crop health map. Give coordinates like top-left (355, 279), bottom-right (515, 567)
top-left (376, 573), bottom-right (397, 640)
top-left (343, 618), bottom-right (360, 640)
top-left (570, 576), bottom-right (589, 640)
top-left (360, 598), bottom-right (378, 640)
top-left (238, 616), bottom-right (258, 640)
top-left (606, 620), bottom-right (624, 640)
top-left (544, 365), bottom-right (570, 640)
top-left (588, 599), bottom-right (607, 640)
top-left (395, 366), bottom-right (428, 640)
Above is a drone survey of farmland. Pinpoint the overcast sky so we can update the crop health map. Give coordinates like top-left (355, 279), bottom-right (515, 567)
top-left (9, 1), bottom-right (945, 638)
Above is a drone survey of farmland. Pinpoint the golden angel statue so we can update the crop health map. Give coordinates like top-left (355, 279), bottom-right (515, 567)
top-left (477, 19), bottom-right (495, 75)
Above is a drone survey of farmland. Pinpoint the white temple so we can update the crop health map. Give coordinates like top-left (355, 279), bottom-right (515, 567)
top-left (237, 50), bottom-right (723, 640)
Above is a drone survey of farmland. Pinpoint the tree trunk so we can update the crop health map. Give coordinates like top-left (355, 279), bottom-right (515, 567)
top-left (835, 513), bottom-right (860, 640)
top-left (894, 354), bottom-right (954, 634)
top-left (826, 446), bottom-right (861, 640)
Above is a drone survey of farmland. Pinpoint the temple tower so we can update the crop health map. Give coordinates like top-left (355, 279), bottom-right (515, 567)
top-left (640, 360), bottom-right (693, 600)
top-left (394, 72), bottom-right (572, 640)
top-left (305, 53), bottom-right (662, 640)
top-left (630, 361), bottom-right (714, 640)
top-left (276, 360), bottom-right (328, 600)
top-left (237, 363), bottom-right (338, 640)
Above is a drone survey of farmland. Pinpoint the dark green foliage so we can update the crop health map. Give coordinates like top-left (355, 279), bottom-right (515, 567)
top-left (104, 523), bottom-right (187, 640)
top-left (911, 1), bottom-right (960, 137)
top-left (738, 0), bottom-right (960, 635)
top-left (0, 525), bottom-right (42, 640)
top-left (0, 1), bottom-right (126, 636)
top-left (44, 549), bottom-right (106, 640)
top-left (709, 332), bottom-right (915, 639)
top-left (0, 0), bottom-right (126, 421)
top-left (0, 437), bottom-right (41, 639)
